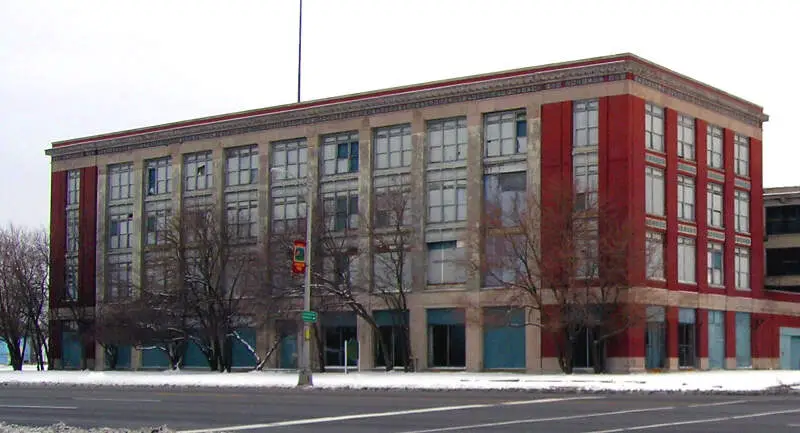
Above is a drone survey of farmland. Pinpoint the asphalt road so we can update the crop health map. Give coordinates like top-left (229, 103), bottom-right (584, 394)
top-left (0, 386), bottom-right (798, 432)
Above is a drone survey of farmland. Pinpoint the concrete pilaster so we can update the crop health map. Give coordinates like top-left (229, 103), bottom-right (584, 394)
top-left (357, 315), bottom-right (375, 370)
top-left (131, 347), bottom-right (142, 371)
top-left (409, 305), bottom-right (427, 370)
top-left (465, 296), bottom-right (483, 371)
top-left (357, 119), bottom-right (374, 291)
top-left (525, 308), bottom-right (542, 373)
top-left (410, 111), bottom-right (427, 293)
top-left (95, 344), bottom-right (106, 371)
top-left (257, 141), bottom-right (270, 247)
top-left (130, 158), bottom-right (144, 297)
top-left (465, 108), bottom-right (484, 292)
top-left (95, 167), bottom-right (108, 303)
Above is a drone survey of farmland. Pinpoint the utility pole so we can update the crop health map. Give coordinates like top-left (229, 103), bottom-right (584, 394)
top-left (297, 0), bottom-right (303, 103)
top-left (270, 165), bottom-right (313, 386)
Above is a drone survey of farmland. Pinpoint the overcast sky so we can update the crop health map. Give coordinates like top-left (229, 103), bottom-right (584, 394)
top-left (1, 0), bottom-right (798, 229)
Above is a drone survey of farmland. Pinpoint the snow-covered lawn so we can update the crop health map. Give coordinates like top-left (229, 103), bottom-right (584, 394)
top-left (1, 368), bottom-right (799, 393)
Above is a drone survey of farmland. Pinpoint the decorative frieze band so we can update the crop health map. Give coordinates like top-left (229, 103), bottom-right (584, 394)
top-left (708, 230), bottom-right (726, 242)
top-left (678, 224), bottom-right (697, 235)
top-left (677, 162), bottom-right (697, 175)
top-left (735, 178), bottom-right (752, 190)
top-left (708, 170), bottom-right (725, 183)
top-left (645, 153), bottom-right (667, 167)
top-left (646, 217), bottom-right (667, 230)
top-left (46, 57), bottom-right (766, 162)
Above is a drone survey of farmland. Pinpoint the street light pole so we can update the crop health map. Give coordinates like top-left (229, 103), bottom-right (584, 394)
top-left (298, 183), bottom-right (313, 386)
top-left (270, 167), bottom-right (313, 386)
top-left (297, 0), bottom-right (303, 104)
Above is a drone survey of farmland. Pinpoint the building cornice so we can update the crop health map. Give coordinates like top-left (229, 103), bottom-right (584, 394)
top-left (46, 54), bottom-right (768, 162)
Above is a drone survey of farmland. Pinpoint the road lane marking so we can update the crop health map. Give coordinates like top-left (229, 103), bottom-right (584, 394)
top-left (583, 408), bottom-right (800, 432)
top-left (73, 397), bottom-right (162, 403)
top-left (397, 407), bottom-right (675, 433)
top-left (0, 404), bottom-right (77, 410)
top-left (176, 396), bottom-right (600, 433)
top-left (687, 400), bottom-right (749, 408)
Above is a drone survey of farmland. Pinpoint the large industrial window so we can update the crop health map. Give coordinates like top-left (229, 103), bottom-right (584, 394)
top-left (485, 110), bottom-right (526, 157)
top-left (646, 232), bottom-right (665, 280)
top-left (645, 166), bottom-right (665, 216)
top-left (735, 247), bottom-right (750, 290)
top-left (428, 179), bottom-right (467, 223)
top-left (145, 157), bottom-right (171, 196)
top-left (766, 205), bottom-right (800, 235)
top-left (428, 117), bottom-right (467, 163)
top-left (226, 145), bottom-right (259, 186)
top-left (484, 171), bottom-right (527, 226)
top-left (707, 183), bottom-right (724, 228)
top-left (184, 151), bottom-right (214, 192)
top-left (677, 114), bottom-right (695, 161)
top-left (678, 237), bottom-right (696, 283)
top-left (271, 194), bottom-right (306, 234)
top-left (374, 124), bottom-right (412, 169)
top-left (322, 132), bottom-right (359, 175)
top-left (707, 242), bottom-right (724, 286)
top-left (67, 170), bottom-right (81, 205)
top-left (107, 253), bottom-right (133, 300)
top-left (707, 125), bottom-right (724, 169)
top-left (573, 100), bottom-right (598, 149)
top-left (225, 190), bottom-right (258, 241)
top-left (271, 139), bottom-right (307, 181)
top-left (573, 152), bottom-right (598, 211)
top-left (677, 175), bottom-right (695, 221)
top-left (108, 206), bottom-right (133, 250)
top-left (766, 248), bottom-right (800, 277)
top-left (645, 103), bottom-right (664, 152)
top-left (108, 163), bottom-right (133, 201)
top-left (427, 241), bottom-right (466, 285)
top-left (323, 190), bottom-right (359, 232)
top-left (735, 134), bottom-right (750, 177)
top-left (144, 201), bottom-right (171, 246)
top-left (735, 190), bottom-right (750, 233)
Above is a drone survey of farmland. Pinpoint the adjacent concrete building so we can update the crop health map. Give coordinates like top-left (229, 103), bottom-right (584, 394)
top-left (46, 53), bottom-right (800, 372)
top-left (764, 186), bottom-right (800, 369)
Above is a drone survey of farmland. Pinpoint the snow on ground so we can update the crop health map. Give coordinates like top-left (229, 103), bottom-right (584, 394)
top-left (1, 368), bottom-right (799, 393)
top-left (0, 422), bottom-right (172, 433)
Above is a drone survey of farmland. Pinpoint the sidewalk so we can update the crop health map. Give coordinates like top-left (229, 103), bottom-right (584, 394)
top-left (1, 367), bottom-right (799, 393)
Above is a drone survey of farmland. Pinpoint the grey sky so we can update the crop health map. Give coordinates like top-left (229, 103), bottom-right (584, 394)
top-left (1, 0), bottom-right (797, 228)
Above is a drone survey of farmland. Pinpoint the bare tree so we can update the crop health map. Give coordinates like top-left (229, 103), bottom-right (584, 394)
top-left (267, 216), bottom-right (339, 373)
top-left (475, 186), bottom-right (658, 374)
top-left (93, 301), bottom-right (138, 370)
top-left (147, 205), bottom-right (272, 372)
top-left (0, 225), bottom-right (51, 371)
top-left (369, 182), bottom-right (415, 371)
top-left (313, 180), bottom-right (416, 372)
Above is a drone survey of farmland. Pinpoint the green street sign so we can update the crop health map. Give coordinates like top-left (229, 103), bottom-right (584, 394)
top-left (301, 310), bottom-right (318, 323)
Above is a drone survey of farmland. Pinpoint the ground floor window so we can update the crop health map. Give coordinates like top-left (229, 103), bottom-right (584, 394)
top-left (322, 312), bottom-right (357, 367)
top-left (427, 309), bottom-right (465, 368)
top-left (483, 308), bottom-right (525, 369)
top-left (645, 306), bottom-right (666, 369)
top-left (572, 326), bottom-right (596, 369)
top-left (374, 310), bottom-right (409, 368)
top-left (735, 312), bottom-right (751, 368)
top-left (708, 310), bottom-right (725, 369)
top-left (678, 308), bottom-right (696, 368)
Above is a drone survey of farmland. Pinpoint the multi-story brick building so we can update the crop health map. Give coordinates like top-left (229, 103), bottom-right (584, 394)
top-left (46, 53), bottom-right (800, 372)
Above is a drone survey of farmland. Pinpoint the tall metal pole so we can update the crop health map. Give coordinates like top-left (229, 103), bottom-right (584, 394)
top-left (297, 0), bottom-right (303, 103)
